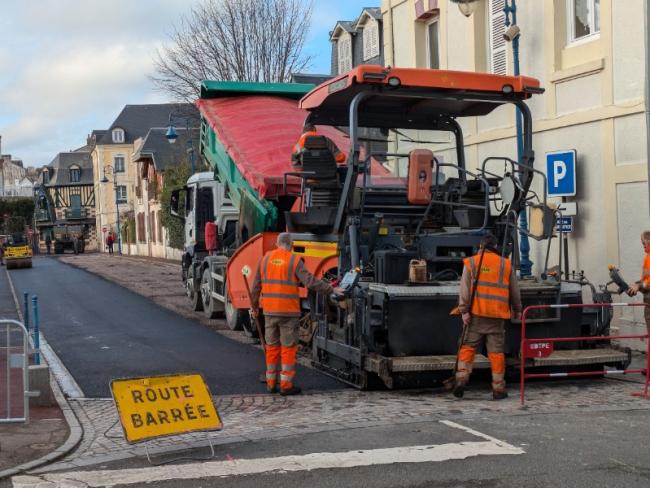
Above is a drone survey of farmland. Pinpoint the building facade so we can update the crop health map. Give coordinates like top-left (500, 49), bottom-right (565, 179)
top-left (330, 7), bottom-right (384, 76)
top-left (34, 150), bottom-right (97, 251)
top-left (90, 104), bottom-right (197, 253)
top-left (381, 0), bottom-right (650, 336)
top-left (0, 154), bottom-right (27, 197)
top-left (131, 128), bottom-right (199, 260)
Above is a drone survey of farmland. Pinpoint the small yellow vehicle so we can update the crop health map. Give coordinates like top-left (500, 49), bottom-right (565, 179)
top-left (4, 233), bottom-right (33, 269)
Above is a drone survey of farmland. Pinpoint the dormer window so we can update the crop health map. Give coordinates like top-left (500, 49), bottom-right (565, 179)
top-left (362, 18), bottom-right (379, 61)
top-left (112, 128), bottom-right (125, 143)
top-left (69, 165), bottom-right (81, 183)
top-left (338, 33), bottom-right (352, 74)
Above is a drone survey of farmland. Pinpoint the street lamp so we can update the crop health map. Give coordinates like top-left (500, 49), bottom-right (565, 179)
top-left (101, 165), bottom-right (123, 256)
top-left (457, 0), bottom-right (533, 277)
top-left (165, 113), bottom-right (196, 175)
top-left (450, 0), bottom-right (480, 17)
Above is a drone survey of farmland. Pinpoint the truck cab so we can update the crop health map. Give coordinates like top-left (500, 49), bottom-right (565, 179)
top-left (171, 171), bottom-right (239, 320)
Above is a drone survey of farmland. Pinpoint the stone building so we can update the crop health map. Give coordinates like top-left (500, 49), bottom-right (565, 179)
top-left (90, 104), bottom-right (198, 253)
top-left (381, 0), bottom-right (649, 337)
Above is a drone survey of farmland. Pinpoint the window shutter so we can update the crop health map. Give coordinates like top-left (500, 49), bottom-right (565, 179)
top-left (489, 0), bottom-right (507, 75)
top-left (338, 34), bottom-right (352, 73)
top-left (370, 22), bottom-right (379, 58)
top-left (363, 25), bottom-right (371, 61)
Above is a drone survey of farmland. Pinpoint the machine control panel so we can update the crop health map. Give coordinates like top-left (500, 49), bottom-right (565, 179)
top-left (332, 269), bottom-right (360, 300)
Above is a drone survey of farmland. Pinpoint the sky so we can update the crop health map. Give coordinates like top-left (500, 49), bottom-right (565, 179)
top-left (0, 0), bottom-right (377, 168)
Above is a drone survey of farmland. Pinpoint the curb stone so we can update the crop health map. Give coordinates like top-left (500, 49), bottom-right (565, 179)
top-left (0, 267), bottom-right (84, 480)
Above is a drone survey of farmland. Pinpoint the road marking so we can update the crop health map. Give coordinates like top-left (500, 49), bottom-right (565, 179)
top-left (12, 422), bottom-right (524, 487)
top-left (5, 266), bottom-right (85, 399)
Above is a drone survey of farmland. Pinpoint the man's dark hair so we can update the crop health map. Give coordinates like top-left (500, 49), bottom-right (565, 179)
top-left (480, 233), bottom-right (499, 251)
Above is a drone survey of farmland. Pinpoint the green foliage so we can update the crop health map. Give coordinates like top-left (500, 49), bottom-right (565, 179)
top-left (0, 198), bottom-right (35, 234)
top-left (160, 163), bottom-right (192, 249)
top-left (122, 215), bottom-right (136, 244)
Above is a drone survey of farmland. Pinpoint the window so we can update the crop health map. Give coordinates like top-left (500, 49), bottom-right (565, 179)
top-left (338, 34), bottom-right (352, 74)
top-left (69, 165), bottom-right (81, 183)
top-left (568, 0), bottom-right (600, 43)
top-left (116, 185), bottom-right (127, 203)
top-left (426, 19), bottom-right (440, 69)
top-left (112, 128), bottom-right (125, 143)
top-left (43, 170), bottom-right (50, 184)
top-left (488, 0), bottom-right (507, 75)
top-left (114, 156), bottom-right (125, 173)
top-left (362, 18), bottom-right (380, 61)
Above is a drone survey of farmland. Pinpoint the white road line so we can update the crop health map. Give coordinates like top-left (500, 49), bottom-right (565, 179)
top-left (12, 422), bottom-right (524, 487)
top-left (5, 266), bottom-right (84, 399)
top-left (440, 420), bottom-right (514, 448)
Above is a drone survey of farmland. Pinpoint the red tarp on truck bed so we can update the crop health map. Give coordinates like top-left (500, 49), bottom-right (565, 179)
top-left (197, 96), bottom-right (389, 199)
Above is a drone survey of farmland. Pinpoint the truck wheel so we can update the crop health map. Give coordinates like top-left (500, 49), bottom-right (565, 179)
top-left (201, 267), bottom-right (224, 319)
top-left (224, 280), bottom-right (247, 331)
top-left (186, 266), bottom-right (203, 312)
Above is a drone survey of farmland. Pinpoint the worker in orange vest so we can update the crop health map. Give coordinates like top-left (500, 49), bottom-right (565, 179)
top-left (454, 234), bottom-right (522, 400)
top-left (251, 233), bottom-right (343, 395)
top-left (626, 231), bottom-right (650, 332)
top-left (291, 123), bottom-right (346, 165)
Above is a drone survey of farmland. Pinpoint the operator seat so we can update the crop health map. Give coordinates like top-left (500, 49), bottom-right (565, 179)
top-left (296, 135), bottom-right (339, 184)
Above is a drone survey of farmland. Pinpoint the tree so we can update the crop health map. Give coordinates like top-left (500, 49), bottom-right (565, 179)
top-left (151, 0), bottom-right (314, 101)
top-left (160, 163), bottom-right (192, 250)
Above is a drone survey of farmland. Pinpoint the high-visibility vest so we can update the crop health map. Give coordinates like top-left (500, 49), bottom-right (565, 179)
top-left (260, 248), bottom-right (301, 315)
top-left (642, 251), bottom-right (650, 288)
top-left (463, 251), bottom-right (512, 319)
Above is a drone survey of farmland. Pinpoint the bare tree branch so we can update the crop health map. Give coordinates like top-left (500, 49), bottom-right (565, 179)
top-left (151, 0), bottom-right (314, 102)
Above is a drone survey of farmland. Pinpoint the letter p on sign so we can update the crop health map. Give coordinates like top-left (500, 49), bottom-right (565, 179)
top-left (546, 150), bottom-right (576, 197)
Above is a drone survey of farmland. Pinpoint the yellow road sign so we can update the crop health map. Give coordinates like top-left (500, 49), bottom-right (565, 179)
top-left (110, 373), bottom-right (222, 444)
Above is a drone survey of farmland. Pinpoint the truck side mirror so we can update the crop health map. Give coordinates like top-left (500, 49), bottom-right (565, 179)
top-left (170, 189), bottom-right (183, 219)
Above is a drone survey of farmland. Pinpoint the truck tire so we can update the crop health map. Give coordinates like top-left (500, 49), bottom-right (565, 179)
top-left (224, 280), bottom-right (248, 331)
top-left (186, 265), bottom-right (203, 312)
top-left (201, 267), bottom-right (224, 319)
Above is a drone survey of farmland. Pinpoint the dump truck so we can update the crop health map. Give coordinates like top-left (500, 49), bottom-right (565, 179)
top-left (4, 232), bottom-right (33, 269)
top-left (178, 68), bottom-right (628, 389)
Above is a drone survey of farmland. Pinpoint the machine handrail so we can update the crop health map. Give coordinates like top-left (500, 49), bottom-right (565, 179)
top-left (519, 302), bottom-right (650, 406)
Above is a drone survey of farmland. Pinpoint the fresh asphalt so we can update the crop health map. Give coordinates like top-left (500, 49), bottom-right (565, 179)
top-left (6, 257), bottom-right (342, 398)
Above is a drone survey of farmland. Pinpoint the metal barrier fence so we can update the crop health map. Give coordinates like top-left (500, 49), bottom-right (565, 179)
top-left (0, 319), bottom-right (31, 423)
top-left (519, 302), bottom-right (650, 406)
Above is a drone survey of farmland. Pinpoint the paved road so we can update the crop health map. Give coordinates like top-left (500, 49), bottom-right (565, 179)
top-left (7, 257), bottom-right (341, 397)
top-left (8, 409), bottom-right (650, 487)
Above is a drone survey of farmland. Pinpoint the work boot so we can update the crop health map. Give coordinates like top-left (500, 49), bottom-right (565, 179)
top-left (280, 386), bottom-right (302, 396)
top-left (452, 381), bottom-right (466, 399)
top-left (492, 389), bottom-right (508, 400)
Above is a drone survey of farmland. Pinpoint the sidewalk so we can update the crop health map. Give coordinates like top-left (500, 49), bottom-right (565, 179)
top-left (0, 268), bottom-right (70, 476)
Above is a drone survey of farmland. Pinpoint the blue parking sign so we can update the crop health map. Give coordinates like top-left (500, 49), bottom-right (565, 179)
top-left (546, 150), bottom-right (576, 197)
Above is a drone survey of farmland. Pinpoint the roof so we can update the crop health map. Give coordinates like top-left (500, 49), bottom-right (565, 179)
top-left (330, 8), bottom-right (382, 40)
top-left (98, 103), bottom-right (199, 145)
top-left (362, 7), bottom-right (382, 20)
top-left (200, 81), bottom-right (314, 100)
top-left (133, 127), bottom-right (200, 171)
top-left (300, 65), bottom-right (543, 129)
top-left (197, 95), bottom-right (389, 199)
top-left (46, 151), bottom-right (93, 186)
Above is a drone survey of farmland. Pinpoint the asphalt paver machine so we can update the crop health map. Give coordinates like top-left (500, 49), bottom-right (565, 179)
top-left (285, 66), bottom-right (629, 388)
